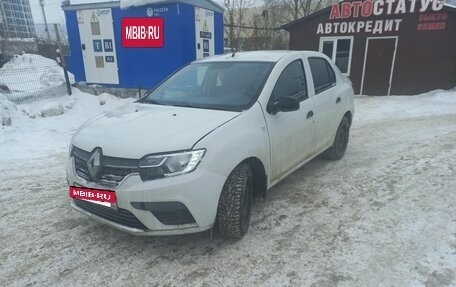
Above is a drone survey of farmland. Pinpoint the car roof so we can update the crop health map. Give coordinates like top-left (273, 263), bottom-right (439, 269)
top-left (194, 50), bottom-right (323, 63)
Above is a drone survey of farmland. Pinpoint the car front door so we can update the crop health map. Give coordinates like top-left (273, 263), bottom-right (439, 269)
top-left (263, 59), bottom-right (316, 184)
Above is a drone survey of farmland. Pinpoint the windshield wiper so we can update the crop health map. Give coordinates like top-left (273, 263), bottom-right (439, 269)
top-left (139, 98), bottom-right (164, 105)
top-left (206, 104), bottom-right (239, 112)
top-left (140, 100), bottom-right (239, 112)
top-left (173, 102), bottom-right (238, 112)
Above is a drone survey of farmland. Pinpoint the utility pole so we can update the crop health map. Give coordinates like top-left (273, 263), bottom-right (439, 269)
top-left (54, 23), bottom-right (72, 95)
top-left (39, 0), bottom-right (51, 41)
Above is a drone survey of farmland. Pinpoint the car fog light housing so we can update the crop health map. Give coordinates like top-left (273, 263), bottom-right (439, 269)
top-left (139, 149), bottom-right (205, 181)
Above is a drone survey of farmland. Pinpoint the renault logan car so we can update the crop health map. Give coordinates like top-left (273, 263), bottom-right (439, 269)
top-left (67, 51), bottom-right (354, 238)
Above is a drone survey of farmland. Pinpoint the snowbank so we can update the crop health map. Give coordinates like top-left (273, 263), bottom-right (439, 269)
top-left (0, 94), bottom-right (19, 126)
top-left (354, 88), bottom-right (456, 128)
top-left (0, 54), bottom-right (75, 104)
top-left (40, 102), bottom-right (64, 118)
top-left (0, 89), bottom-right (134, 161)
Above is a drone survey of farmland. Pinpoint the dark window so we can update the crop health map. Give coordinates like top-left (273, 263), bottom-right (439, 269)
top-left (272, 59), bottom-right (307, 101)
top-left (319, 38), bottom-right (352, 74)
top-left (335, 39), bottom-right (351, 73)
top-left (309, 57), bottom-right (336, 94)
top-left (322, 41), bottom-right (334, 59)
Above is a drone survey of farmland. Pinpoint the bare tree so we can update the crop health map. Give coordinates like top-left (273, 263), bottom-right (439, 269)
top-left (224, 0), bottom-right (253, 51)
top-left (243, 0), bottom-right (291, 50)
top-left (224, 0), bottom-right (337, 51)
top-left (281, 0), bottom-right (327, 21)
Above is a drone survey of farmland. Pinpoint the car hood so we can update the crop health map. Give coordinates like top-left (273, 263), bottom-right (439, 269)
top-left (71, 103), bottom-right (240, 158)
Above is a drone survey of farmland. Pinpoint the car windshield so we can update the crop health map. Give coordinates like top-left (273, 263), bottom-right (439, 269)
top-left (139, 61), bottom-right (274, 111)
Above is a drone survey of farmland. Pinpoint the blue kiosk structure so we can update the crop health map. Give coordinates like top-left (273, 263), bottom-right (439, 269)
top-left (62, 0), bottom-right (224, 89)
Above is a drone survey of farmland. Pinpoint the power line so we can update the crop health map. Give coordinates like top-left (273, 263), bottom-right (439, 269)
top-left (224, 24), bottom-right (282, 31)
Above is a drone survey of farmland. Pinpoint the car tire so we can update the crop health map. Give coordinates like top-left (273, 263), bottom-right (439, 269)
top-left (217, 163), bottom-right (253, 238)
top-left (324, 117), bottom-right (350, 160)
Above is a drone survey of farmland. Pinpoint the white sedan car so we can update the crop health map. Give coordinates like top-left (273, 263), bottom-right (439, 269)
top-left (67, 51), bottom-right (354, 238)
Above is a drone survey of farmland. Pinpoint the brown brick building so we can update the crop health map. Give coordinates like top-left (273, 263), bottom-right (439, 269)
top-left (283, 0), bottom-right (456, 95)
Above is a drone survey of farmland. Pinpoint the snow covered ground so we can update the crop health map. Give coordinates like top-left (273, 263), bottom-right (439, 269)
top-left (1, 88), bottom-right (456, 286)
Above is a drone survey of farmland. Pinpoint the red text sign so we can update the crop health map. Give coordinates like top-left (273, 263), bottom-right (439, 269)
top-left (319, 0), bottom-right (446, 35)
top-left (122, 18), bottom-right (164, 48)
top-left (69, 186), bottom-right (116, 203)
top-left (329, 0), bottom-right (445, 20)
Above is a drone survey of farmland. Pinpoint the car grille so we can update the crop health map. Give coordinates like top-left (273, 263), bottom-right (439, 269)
top-left (71, 146), bottom-right (139, 188)
top-left (74, 199), bottom-right (147, 230)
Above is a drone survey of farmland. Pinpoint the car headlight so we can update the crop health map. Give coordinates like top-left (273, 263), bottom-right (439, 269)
top-left (139, 149), bottom-right (206, 181)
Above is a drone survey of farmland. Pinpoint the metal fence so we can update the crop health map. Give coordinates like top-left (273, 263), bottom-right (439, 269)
top-left (0, 23), bottom-right (72, 104)
top-left (0, 55), bottom-right (70, 104)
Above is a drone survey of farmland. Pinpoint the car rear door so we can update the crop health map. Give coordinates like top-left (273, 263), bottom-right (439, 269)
top-left (307, 57), bottom-right (339, 153)
top-left (262, 58), bottom-right (315, 184)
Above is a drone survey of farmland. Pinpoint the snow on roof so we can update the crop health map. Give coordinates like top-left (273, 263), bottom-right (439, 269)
top-left (119, 0), bottom-right (225, 10)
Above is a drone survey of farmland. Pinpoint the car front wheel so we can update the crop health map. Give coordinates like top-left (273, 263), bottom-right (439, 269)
top-left (216, 163), bottom-right (253, 238)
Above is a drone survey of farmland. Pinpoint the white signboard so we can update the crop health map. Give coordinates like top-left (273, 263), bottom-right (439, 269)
top-left (195, 7), bottom-right (215, 59)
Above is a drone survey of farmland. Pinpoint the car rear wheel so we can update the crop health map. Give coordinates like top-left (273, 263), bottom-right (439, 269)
top-left (324, 117), bottom-right (350, 160)
top-left (216, 163), bottom-right (253, 238)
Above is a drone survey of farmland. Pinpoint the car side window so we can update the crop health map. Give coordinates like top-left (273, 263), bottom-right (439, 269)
top-left (308, 57), bottom-right (336, 94)
top-left (271, 59), bottom-right (308, 102)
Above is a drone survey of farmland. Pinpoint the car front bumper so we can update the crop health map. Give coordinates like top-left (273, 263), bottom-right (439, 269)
top-left (66, 157), bottom-right (226, 236)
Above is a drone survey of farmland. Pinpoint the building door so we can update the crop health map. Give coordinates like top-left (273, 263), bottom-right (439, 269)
top-left (361, 37), bottom-right (397, 96)
top-left (77, 9), bottom-right (119, 84)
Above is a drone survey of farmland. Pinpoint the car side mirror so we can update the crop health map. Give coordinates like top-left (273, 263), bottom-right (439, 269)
top-left (268, 96), bottom-right (300, 115)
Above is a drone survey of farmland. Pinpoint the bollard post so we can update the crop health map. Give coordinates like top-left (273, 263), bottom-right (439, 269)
top-left (56, 48), bottom-right (72, 95)
top-left (63, 65), bottom-right (72, 95)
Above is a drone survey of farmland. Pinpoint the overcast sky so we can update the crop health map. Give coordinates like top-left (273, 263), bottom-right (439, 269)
top-left (30, 0), bottom-right (456, 25)
top-left (30, 0), bottom-right (109, 24)
top-left (29, 0), bottom-right (226, 24)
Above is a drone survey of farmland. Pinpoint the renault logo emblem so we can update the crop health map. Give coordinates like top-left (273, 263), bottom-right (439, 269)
top-left (87, 148), bottom-right (102, 180)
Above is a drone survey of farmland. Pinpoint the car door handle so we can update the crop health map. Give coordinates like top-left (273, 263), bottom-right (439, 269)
top-left (306, 110), bottom-right (314, 119)
top-left (336, 97), bottom-right (341, 104)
